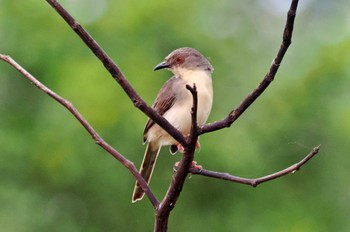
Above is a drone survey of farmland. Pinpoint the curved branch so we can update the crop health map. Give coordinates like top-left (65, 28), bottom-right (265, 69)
top-left (0, 54), bottom-right (159, 208)
top-left (45, 0), bottom-right (187, 147)
top-left (189, 145), bottom-right (320, 187)
top-left (200, 0), bottom-right (299, 135)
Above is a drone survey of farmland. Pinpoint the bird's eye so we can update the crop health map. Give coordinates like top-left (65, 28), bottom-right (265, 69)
top-left (176, 57), bottom-right (184, 63)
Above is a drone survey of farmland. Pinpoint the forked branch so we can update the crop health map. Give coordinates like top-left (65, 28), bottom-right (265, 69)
top-left (155, 84), bottom-right (200, 232)
top-left (0, 0), bottom-right (321, 231)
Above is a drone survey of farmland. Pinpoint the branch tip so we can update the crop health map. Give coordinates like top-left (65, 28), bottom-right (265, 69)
top-left (189, 145), bottom-right (320, 187)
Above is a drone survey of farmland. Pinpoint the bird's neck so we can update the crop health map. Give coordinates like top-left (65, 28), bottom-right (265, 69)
top-left (173, 68), bottom-right (213, 104)
top-left (172, 67), bottom-right (212, 81)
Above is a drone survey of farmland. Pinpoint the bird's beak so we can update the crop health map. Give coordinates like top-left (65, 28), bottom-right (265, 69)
top-left (153, 61), bottom-right (170, 71)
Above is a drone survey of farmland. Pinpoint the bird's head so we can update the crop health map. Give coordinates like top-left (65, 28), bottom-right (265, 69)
top-left (153, 47), bottom-right (213, 76)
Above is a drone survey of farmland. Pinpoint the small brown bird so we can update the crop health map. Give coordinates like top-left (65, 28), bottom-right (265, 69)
top-left (132, 47), bottom-right (214, 202)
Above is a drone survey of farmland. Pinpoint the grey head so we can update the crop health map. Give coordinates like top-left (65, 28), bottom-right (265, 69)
top-left (153, 47), bottom-right (213, 73)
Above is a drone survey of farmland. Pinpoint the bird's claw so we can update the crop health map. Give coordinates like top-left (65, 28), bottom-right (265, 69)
top-left (176, 139), bottom-right (201, 154)
top-left (173, 161), bottom-right (202, 172)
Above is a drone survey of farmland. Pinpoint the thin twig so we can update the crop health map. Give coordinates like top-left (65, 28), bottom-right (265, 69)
top-left (200, 0), bottom-right (299, 135)
top-left (186, 84), bottom-right (199, 147)
top-left (0, 54), bottom-right (159, 208)
top-left (189, 145), bottom-right (321, 187)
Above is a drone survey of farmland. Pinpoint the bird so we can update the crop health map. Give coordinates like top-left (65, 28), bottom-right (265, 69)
top-left (132, 47), bottom-right (214, 202)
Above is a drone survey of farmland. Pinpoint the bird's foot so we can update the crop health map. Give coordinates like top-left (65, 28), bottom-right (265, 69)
top-left (176, 139), bottom-right (201, 154)
top-left (177, 143), bottom-right (185, 153)
top-left (173, 161), bottom-right (202, 172)
top-left (190, 161), bottom-right (202, 169)
top-left (196, 140), bottom-right (201, 151)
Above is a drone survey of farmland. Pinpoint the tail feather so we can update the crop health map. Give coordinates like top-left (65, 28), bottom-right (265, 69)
top-left (132, 143), bottom-right (161, 203)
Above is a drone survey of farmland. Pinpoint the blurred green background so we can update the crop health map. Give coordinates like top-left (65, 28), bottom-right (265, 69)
top-left (1, 0), bottom-right (350, 231)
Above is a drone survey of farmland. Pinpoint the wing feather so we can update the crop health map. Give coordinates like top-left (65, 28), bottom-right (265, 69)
top-left (143, 76), bottom-right (178, 142)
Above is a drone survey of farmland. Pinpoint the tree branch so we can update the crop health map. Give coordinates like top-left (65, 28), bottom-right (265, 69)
top-left (45, 0), bottom-right (187, 147)
top-left (155, 84), bottom-right (199, 232)
top-left (189, 145), bottom-right (320, 187)
top-left (200, 0), bottom-right (299, 135)
top-left (186, 84), bottom-right (199, 148)
top-left (1, 0), bottom-right (320, 231)
top-left (0, 54), bottom-right (159, 208)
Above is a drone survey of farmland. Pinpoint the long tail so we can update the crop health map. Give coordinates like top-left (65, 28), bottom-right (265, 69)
top-left (132, 143), bottom-right (161, 203)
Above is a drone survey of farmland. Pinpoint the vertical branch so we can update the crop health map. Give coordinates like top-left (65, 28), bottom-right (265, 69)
top-left (187, 84), bottom-right (199, 147)
top-left (154, 84), bottom-right (199, 232)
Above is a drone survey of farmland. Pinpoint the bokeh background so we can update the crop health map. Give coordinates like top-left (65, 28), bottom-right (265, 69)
top-left (1, 0), bottom-right (350, 231)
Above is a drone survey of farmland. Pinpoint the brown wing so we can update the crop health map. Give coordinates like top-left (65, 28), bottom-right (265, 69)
top-left (143, 76), bottom-right (177, 142)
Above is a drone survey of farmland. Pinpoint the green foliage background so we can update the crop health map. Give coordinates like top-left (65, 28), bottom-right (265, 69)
top-left (1, 0), bottom-right (350, 231)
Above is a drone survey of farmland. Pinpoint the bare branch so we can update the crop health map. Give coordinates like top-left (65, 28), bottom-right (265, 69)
top-left (200, 0), bottom-right (299, 135)
top-left (189, 145), bottom-right (320, 187)
top-left (1, 0), bottom-right (319, 231)
top-left (45, 0), bottom-right (187, 147)
top-left (0, 54), bottom-right (159, 208)
top-left (186, 84), bottom-right (199, 147)
top-left (155, 84), bottom-right (200, 232)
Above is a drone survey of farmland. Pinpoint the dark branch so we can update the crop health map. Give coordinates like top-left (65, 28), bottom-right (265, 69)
top-left (200, 0), bottom-right (299, 135)
top-left (1, 1), bottom-right (318, 231)
top-left (189, 145), bottom-right (320, 187)
top-left (155, 84), bottom-right (199, 231)
top-left (0, 54), bottom-right (160, 208)
top-left (186, 84), bottom-right (199, 147)
top-left (45, 0), bottom-right (187, 147)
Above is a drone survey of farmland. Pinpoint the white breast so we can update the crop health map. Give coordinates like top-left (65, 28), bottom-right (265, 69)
top-left (178, 69), bottom-right (213, 124)
top-left (147, 68), bottom-right (213, 146)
